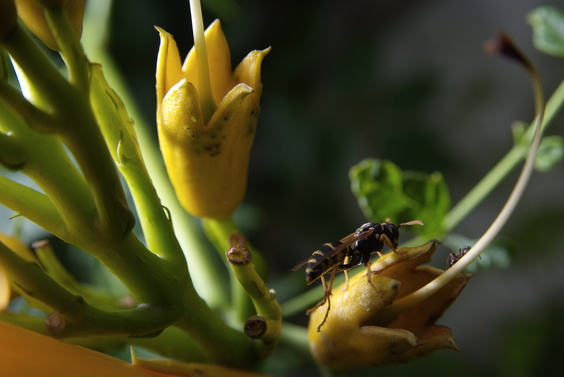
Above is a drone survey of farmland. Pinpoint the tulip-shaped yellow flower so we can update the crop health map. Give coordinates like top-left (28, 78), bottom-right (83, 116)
top-left (156, 19), bottom-right (269, 219)
top-left (0, 234), bottom-right (38, 311)
top-left (0, 322), bottom-right (270, 377)
top-left (14, 0), bottom-right (85, 50)
top-left (308, 240), bottom-right (471, 369)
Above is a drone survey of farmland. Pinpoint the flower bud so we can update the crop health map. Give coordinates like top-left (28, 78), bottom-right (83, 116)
top-left (14, 0), bottom-right (85, 50)
top-left (156, 21), bottom-right (269, 219)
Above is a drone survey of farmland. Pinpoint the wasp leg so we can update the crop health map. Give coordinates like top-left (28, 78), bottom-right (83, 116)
top-left (342, 270), bottom-right (349, 291)
top-left (306, 270), bottom-right (336, 332)
top-left (380, 233), bottom-right (397, 252)
top-left (365, 260), bottom-right (373, 284)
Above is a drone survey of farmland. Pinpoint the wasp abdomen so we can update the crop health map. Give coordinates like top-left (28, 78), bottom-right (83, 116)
top-left (305, 242), bottom-right (343, 284)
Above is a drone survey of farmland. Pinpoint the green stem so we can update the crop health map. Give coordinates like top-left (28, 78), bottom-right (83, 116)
top-left (0, 241), bottom-right (178, 338)
top-left (129, 326), bottom-right (211, 363)
top-left (279, 322), bottom-right (309, 355)
top-left (34, 240), bottom-right (121, 311)
top-left (3, 24), bottom-right (133, 240)
top-left (44, 6), bottom-right (90, 92)
top-left (0, 98), bottom-right (95, 231)
top-left (382, 36), bottom-right (547, 319)
top-left (226, 244), bottom-right (281, 350)
top-left (444, 78), bottom-right (564, 232)
top-left (0, 80), bottom-right (55, 130)
top-left (0, 176), bottom-right (65, 236)
top-left (202, 217), bottom-right (255, 323)
top-left (174, 305), bottom-right (257, 367)
top-left (89, 64), bottom-right (186, 269)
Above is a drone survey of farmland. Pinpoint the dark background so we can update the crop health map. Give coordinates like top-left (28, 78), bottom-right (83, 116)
top-left (105, 0), bottom-right (564, 376)
top-left (14, 0), bottom-right (564, 376)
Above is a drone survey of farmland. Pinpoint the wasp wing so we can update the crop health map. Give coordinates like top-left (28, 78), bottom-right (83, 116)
top-left (291, 258), bottom-right (309, 271)
top-left (294, 229), bottom-right (374, 272)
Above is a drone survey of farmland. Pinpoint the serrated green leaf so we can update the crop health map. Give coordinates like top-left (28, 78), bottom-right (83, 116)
top-left (535, 136), bottom-right (564, 172)
top-left (528, 6), bottom-right (564, 58)
top-left (349, 158), bottom-right (450, 238)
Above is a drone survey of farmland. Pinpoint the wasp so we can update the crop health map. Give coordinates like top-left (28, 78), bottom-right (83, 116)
top-left (293, 219), bottom-right (424, 331)
top-left (446, 246), bottom-right (471, 268)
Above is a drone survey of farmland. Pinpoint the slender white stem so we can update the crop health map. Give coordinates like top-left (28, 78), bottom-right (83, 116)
top-left (380, 47), bottom-right (545, 317)
top-left (189, 0), bottom-right (216, 122)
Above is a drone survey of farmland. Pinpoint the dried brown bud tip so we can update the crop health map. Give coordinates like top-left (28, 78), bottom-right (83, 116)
top-left (46, 312), bottom-right (66, 335)
top-left (229, 232), bottom-right (247, 247)
top-left (484, 32), bottom-right (533, 73)
top-left (226, 245), bottom-right (252, 265)
top-left (244, 315), bottom-right (267, 339)
top-left (31, 239), bottom-right (51, 250)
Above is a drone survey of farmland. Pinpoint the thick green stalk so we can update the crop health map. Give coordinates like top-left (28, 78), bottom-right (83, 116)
top-left (202, 217), bottom-right (257, 323)
top-left (0, 98), bottom-right (94, 230)
top-left (44, 6), bottom-right (90, 92)
top-left (3, 24), bottom-right (133, 240)
top-left (0, 176), bottom-right (64, 237)
top-left (0, 241), bottom-right (178, 338)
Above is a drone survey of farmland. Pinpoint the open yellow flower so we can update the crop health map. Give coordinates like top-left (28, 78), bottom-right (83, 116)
top-left (156, 19), bottom-right (269, 219)
top-left (0, 233), bottom-right (38, 311)
top-left (308, 240), bottom-right (471, 369)
top-left (0, 321), bottom-right (270, 376)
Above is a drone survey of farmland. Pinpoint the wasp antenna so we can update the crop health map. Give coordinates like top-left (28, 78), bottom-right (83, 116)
top-left (399, 220), bottom-right (424, 227)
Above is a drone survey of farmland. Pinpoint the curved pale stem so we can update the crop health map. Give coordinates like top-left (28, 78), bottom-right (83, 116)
top-left (189, 0), bottom-right (216, 122)
top-left (379, 34), bottom-right (546, 319)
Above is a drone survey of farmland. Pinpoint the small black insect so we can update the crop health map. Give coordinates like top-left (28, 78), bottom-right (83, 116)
top-left (293, 219), bottom-right (424, 331)
top-left (446, 246), bottom-right (472, 269)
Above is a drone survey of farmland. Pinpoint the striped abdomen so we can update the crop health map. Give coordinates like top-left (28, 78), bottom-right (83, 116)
top-left (305, 241), bottom-right (346, 284)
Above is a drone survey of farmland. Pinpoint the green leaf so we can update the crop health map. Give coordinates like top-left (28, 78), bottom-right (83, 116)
top-left (528, 6), bottom-right (564, 58)
top-left (535, 136), bottom-right (564, 172)
top-left (349, 158), bottom-right (450, 238)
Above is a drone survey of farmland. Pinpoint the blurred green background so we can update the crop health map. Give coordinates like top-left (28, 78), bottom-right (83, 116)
top-left (4, 0), bottom-right (564, 376)
top-left (80, 0), bottom-right (564, 375)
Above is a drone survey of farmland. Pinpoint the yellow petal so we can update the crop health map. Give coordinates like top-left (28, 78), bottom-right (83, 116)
top-left (0, 234), bottom-right (38, 308)
top-left (0, 233), bottom-right (36, 262)
top-left (307, 240), bottom-right (470, 369)
top-left (234, 48), bottom-right (271, 104)
top-left (0, 322), bottom-right (161, 376)
top-left (308, 275), bottom-right (419, 369)
top-left (159, 79), bottom-right (256, 218)
top-left (182, 19), bottom-right (237, 105)
top-left (0, 269), bottom-right (8, 311)
top-left (14, 0), bottom-right (85, 51)
top-left (155, 26), bottom-right (185, 105)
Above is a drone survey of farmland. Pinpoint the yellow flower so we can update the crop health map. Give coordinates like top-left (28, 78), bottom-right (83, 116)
top-left (0, 233), bottom-right (38, 311)
top-left (14, 0), bottom-right (85, 50)
top-left (307, 240), bottom-right (471, 369)
top-left (0, 321), bottom-right (272, 376)
top-left (156, 19), bottom-right (269, 219)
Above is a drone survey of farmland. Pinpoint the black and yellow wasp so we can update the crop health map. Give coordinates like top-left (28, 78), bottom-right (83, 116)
top-left (293, 219), bottom-right (423, 331)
